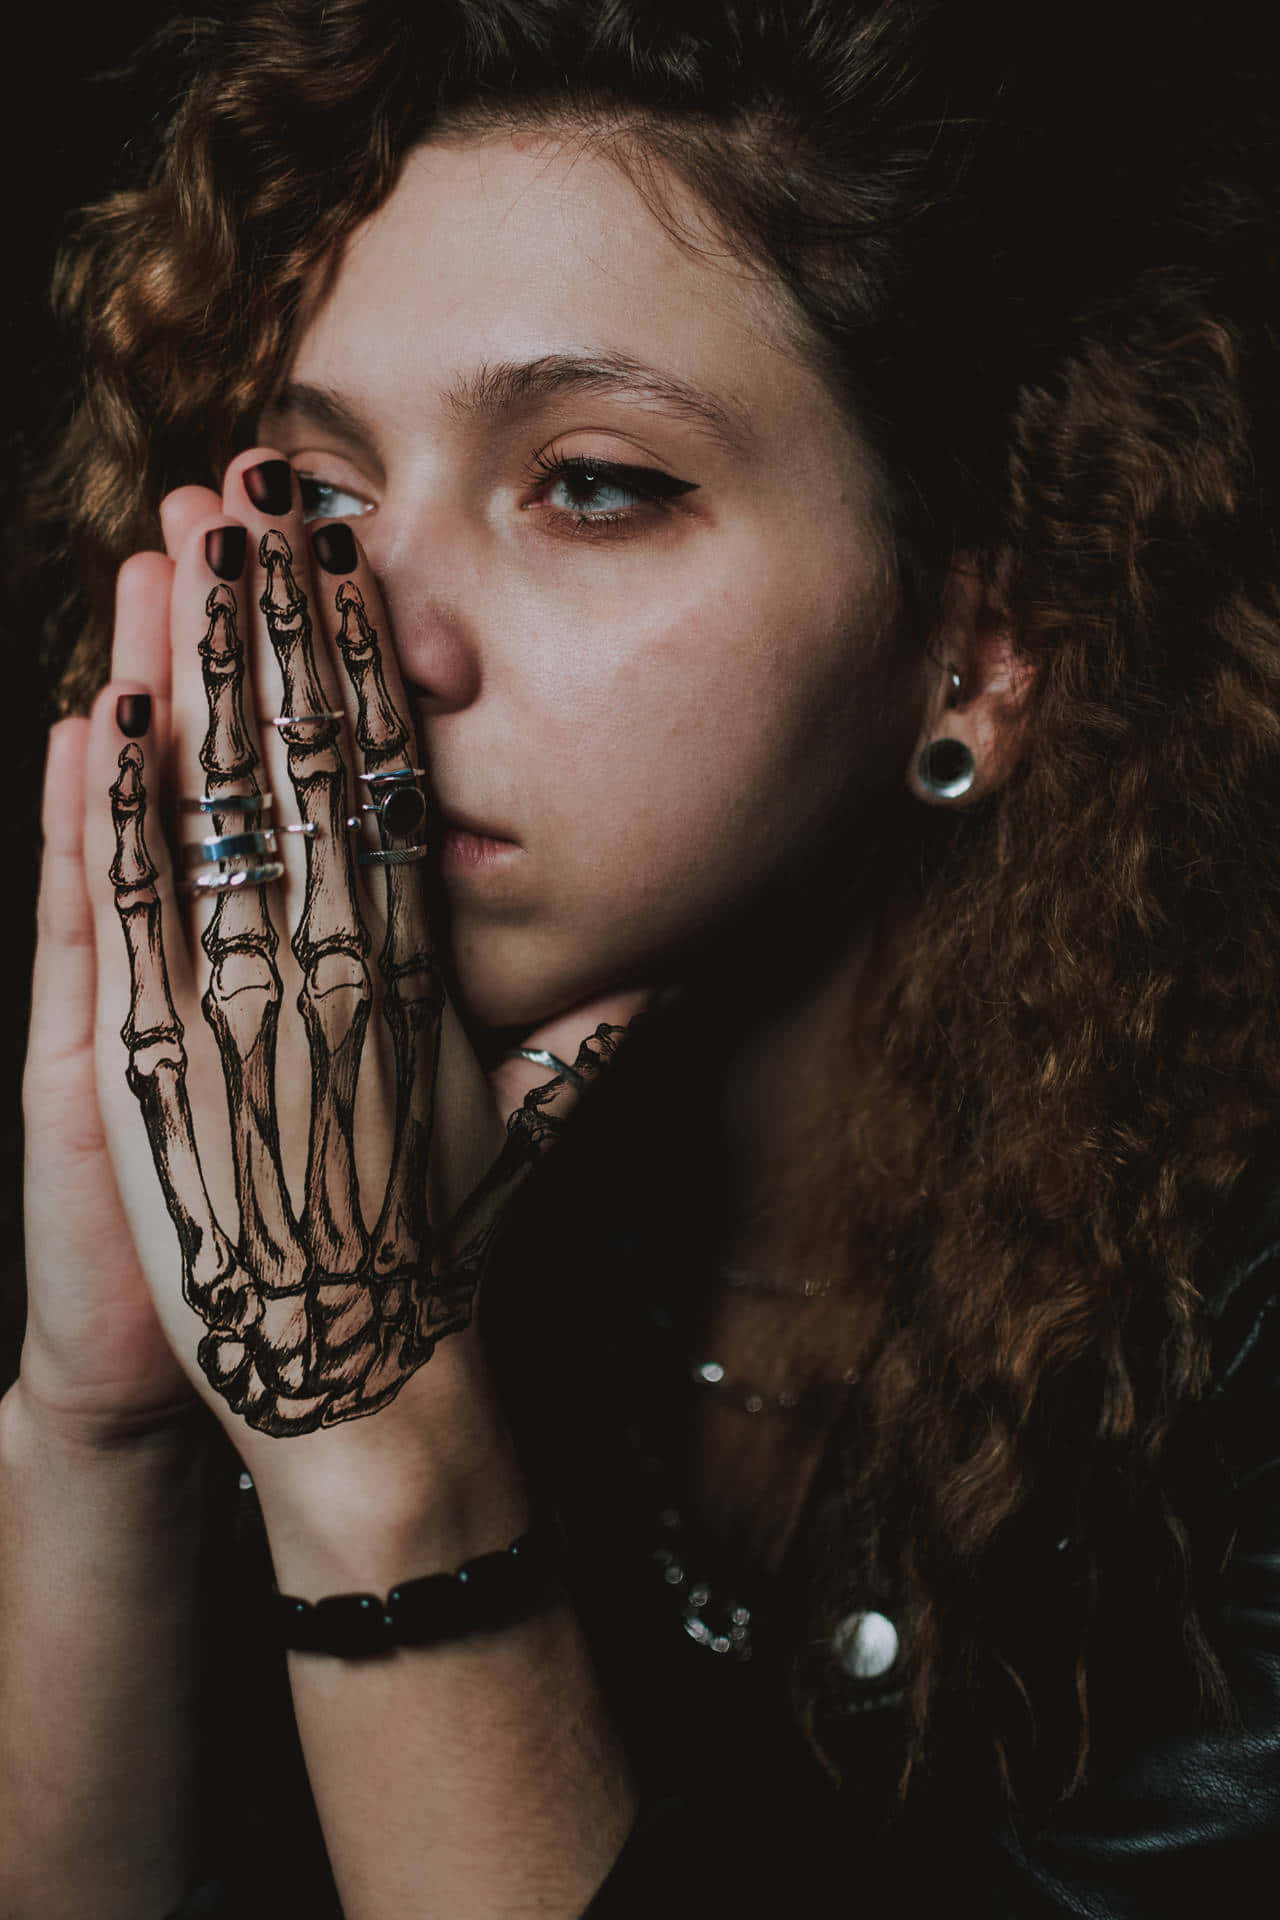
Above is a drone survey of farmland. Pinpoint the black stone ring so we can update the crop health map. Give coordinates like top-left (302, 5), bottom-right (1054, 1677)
top-left (356, 766), bottom-right (428, 839)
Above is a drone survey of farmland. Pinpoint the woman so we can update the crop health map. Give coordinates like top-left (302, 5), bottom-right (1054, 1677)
top-left (5, 1), bottom-right (1279, 1913)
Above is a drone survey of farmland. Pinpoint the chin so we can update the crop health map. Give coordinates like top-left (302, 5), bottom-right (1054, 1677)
top-left (446, 931), bottom-right (587, 1035)
top-left (446, 919), bottom-right (652, 1039)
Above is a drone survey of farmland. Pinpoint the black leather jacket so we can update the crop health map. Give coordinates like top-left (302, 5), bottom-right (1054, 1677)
top-left (178, 1075), bottom-right (1280, 1918)
top-left (576, 1150), bottom-right (1280, 1919)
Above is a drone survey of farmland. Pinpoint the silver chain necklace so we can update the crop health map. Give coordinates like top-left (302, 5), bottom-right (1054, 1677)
top-left (640, 1264), bottom-right (853, 1658)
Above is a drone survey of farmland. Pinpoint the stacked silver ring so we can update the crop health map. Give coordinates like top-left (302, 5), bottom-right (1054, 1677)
top-left (179, 789), bottom-right (310, 894)
top-left (348, 765), bottom-right (430, 868)
top-left (182, 739), bottom-right (429, 888)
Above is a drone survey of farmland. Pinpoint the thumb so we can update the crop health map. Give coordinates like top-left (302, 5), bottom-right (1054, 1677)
top-left (488, 987), bottom-right (657, 1124)
top-left (431, 989), bottom-right (657, 1291)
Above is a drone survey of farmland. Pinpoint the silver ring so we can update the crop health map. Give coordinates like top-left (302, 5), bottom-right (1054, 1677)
top-left (181, 860), bottom-right (285, 895)
top-left (357, 846), bottom-right (429, 867)
top-left (183, 829), bottom-right (277, 866)
top-left (358, 766), bottom-right (426, 787)
top-left (180, 792), bottom-right (273, 817)
top-left (355, 769), bottom-right (429, 837)
top-left (355, 793), bottom-right (429, 836)
top-left (506, 1047), bottom-right (586, 1090)
top-left (269, 710), bottom-right (344, 730)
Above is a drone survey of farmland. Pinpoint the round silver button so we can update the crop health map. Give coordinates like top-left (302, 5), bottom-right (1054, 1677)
top-left (832, 1608), bottom-right (899, 1680)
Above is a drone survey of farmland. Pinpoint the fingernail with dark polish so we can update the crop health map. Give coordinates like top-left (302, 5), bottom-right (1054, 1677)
top-left (205, 525), bottom-right (247, 580)
top-left (243, 459), bottom-right (293, 516)
top-left (311, 523), bottom-right (358, 575)
top-left (117, 694), bottom-right (151, 738)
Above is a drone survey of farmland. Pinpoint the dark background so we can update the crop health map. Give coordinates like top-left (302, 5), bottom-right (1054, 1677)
top-left (0, 3), bottom-right (1274, 1386)
top-left (2, 5), bottom-right (187, 1383)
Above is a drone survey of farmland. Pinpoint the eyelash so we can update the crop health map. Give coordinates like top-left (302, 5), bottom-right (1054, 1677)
top-left (525, 450), bottom-right (698, 537)
top-left (295, 454), bottom-right (698, 538)
top-left (296, 475), bottom-right (373, 524)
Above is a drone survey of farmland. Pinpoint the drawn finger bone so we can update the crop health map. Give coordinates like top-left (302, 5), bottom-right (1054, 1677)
top-left (195, 581), bottom-right (314, 1396)
top-left (320, 578), bottom-right (447, 1423)
top-left (259, 531), bottom-right (382, 1388)
top-left (110, 743), bottom-right (275, 1389)
top-left (111, 738), bottom-right (329, 1431)
top-left (409, 1023), bottom-right (631, 1369)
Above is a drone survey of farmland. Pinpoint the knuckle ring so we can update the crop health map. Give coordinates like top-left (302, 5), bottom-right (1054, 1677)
top-left (178, 794), bottom-right (292, 891)
top-left (357, 846), bottom-right (429, 867)
top-left (180, 792), bottom-right (274, 817)
top-left (358, 791), bottom-right (429, 835)
top-left (178, 793), bottom-right (315, 847)
top-left (506, 1047), bottom-right (586, 1090)
top-left (347, 812), bottom-right (430, 867)
top-left (183, 829), bottom-right (277, 867)
top-left (356, 765), bottom-right (428, 839)
top-left (180, 860), bottom-right (286, 895)
top-left (269, 709), bottom-right (344, 730)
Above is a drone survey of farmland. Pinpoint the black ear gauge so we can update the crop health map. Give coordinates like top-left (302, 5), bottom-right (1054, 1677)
top-left (916, 738), bottom-right (976, 799)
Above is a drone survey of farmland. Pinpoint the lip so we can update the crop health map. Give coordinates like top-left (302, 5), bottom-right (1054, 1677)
top-left (435, 802), bottom-right (515, 842)
top-left (434, 805), bottom-right (519, 872)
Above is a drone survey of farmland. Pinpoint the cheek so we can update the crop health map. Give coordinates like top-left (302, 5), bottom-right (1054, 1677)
top-left (537, 559), bottom-right (902, 917)
top-left (449, 537), bottom-right (909, 1025)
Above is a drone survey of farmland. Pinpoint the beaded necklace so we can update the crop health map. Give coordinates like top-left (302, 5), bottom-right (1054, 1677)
top-left (635, 1263), bottom-right (856, 1661)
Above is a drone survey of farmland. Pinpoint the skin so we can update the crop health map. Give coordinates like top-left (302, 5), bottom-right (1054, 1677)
top-left (18, 116), bottom-right (1035, 1521)
top-left (255, 128), bottom-right (1032, 1202)
top-left (7, 128), bottom-right (1033, 1919)
top-left (258, 132), bottom-right (930, 1033)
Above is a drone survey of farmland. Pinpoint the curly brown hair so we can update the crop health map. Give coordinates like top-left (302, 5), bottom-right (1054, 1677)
top-left (30, 0), bottom-right (1280, 1809)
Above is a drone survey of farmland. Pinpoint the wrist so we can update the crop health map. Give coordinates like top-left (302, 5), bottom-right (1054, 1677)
top-left (2, 1374), bottom-right (210, 1478)
top-left (267, 1520), bottom-right (565, 1655)
top-left (0, 1381), bottom-right (210, 1567)
top-left (247, 1327), bottom-right (534, 1595)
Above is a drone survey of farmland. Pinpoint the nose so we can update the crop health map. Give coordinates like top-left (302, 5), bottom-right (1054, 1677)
top-left (364, 514), bottom-right (483, 716)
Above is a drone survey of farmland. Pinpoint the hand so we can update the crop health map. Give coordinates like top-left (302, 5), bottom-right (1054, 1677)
top-left (79, 452), bottom-right (646, 1492)
top-left (18, 568), bottom-right (202, 1448)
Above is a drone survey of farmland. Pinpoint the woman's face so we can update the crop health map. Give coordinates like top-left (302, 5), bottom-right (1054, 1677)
top-left (263, 132), bottom-right (923, 1030)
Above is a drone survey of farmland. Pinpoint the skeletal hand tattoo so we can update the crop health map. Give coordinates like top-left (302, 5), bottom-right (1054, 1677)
top-left (110, 531), bottom-right (620, 1436)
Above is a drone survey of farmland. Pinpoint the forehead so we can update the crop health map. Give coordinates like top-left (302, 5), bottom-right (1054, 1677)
top-left (288, 131), bottom-right (826, 433)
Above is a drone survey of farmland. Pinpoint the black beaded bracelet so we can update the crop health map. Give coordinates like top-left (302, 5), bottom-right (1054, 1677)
top-left (267, 1522), bottom-right (565, 1656)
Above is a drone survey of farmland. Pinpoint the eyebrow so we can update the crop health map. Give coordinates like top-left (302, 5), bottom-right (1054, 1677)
top-left (446, 352), bottom-right (752, 451)
top-left (260, 382), bottom-right (379, 458)
top-left (263, 351), bottom-right (753, 456)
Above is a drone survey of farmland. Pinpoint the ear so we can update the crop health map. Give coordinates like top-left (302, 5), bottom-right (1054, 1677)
top-left (906, 556), bottom-right (1035, 808)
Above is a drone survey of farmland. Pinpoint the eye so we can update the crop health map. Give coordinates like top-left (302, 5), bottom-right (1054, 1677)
top-left (526, 451), bottom-right (698, 534)
top-left (297, 474), bottom-right (375, 524)
top-left (545, 464), bottom-right (648, 515)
